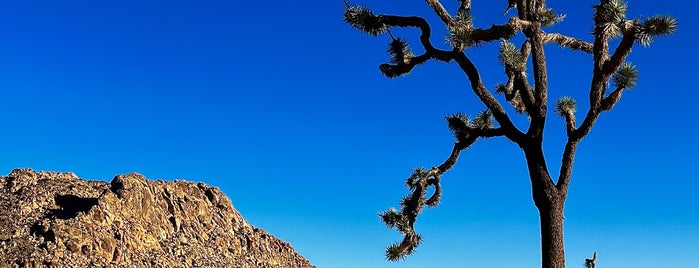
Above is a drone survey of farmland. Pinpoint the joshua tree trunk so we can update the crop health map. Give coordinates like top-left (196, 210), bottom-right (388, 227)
top-left (525, 143), bottom-right (567, 268)
top-left (538, 200), bottom-right (565, 268)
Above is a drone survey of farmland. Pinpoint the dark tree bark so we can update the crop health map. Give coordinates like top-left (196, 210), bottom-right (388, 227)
top-left (539, 201), bottom-right (565, 268)
top-left (523, 139), bottom-right (566, 268)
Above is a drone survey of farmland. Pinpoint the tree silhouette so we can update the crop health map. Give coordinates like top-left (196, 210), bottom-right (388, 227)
top-left (585, 251), bottom-right (597, 268)
top-left (344, 0), bottom-right (676, 267)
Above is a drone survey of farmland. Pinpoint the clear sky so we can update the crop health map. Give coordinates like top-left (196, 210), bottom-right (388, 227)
top-left (1, 1), bottom-right (697, 267)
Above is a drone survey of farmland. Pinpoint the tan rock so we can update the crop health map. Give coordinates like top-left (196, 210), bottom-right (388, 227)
top-left (0, 169), bottom-right (314, 267)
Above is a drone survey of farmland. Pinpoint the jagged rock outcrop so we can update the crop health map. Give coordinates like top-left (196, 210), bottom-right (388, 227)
top-left (0, 169), bottom-right (315, 268)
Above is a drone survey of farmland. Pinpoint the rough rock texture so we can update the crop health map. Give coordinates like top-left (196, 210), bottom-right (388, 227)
top-left (0, 169), bottom-right (315, 268)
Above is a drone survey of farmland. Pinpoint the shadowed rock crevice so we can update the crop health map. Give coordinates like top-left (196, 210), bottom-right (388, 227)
top-left (49, 194), bottom-right (99, 220)
top-left (29, 222), bottom-right (56, 243)
top-left (109, 177), bottom-right (125, 198)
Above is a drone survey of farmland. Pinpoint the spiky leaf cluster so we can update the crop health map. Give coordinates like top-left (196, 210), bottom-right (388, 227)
top-left (495, 83), bottom-right (508, 95)
top-left (494, 83), bottom-right (526, 114)
top-left (538, 8), bottom-right (565, 27)
top-left (594, 0), bottom-right (627, 23)
top-left (380, 183), bottom-right (425, 236)
top-left (380, 164), bottom-right (438, 261)
top-left (555, 96), bottom-right (577, 117)
top-left (385, 233), bottom-right (422, 261)
top-left (455, 8), bottom-right (473, 25)
top-left (593, 0), bottom-right (627, 38)
top-left (379, 208), bottom-right (405, 229)
top-left (447, 9), bottom-right (475, 49)
top-left (405, 167), bottom-right (426, 189)
top-left (446, 113), bottom-right (471, 141)
top-left (343, 4), bottom-right (387, 36)
top-left (635, 15), bottom-right (678, 46)
top-left (499, 40), bottom-right (526, 73)
top-left (597, 22), bottom-right (622, 38)
top-left (612, 62), bottom-right (639, 89)
top-left (399, 190), bottom-right (422, 211)
top-left (472, 110), bottom-right (494, 129)
top-left (387, 38), bottom-right (413, 64)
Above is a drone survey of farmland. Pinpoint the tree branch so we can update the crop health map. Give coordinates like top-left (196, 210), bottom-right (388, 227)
top-left (603, 20), bottom-right (637, 75)
top-left (575, 20), bottom-right (637, 140)
top-left (471, 17), bottom-right (533, 43)
top-left (573, 109), bottom-right (600, 141)
top-left (562, 111), bottom-right (577, 137)
top-left (499, 79), bottom-right (525, 113)
top-left (376, 15), bottom-right (454, 77)
top-left (379, 54), bottom-right (430, 78)
top-left (497, 40), bottom-right (537, 115)
top-left (543, 32), bottom-right (593, 53)
top-left (472, 127), bottom-right (507, 139)
top-left (528, 28), bottom-right (548, 136)
top-left (556, 138), bottom-right (579, 194)
top-left (497, 40), bottom-right (534, 114)
top-left (381, 125), bottom-right (505, 260)
top-left (453, 52), bottom-right (525, 143)
top-left (437, 142), bottom-right (467, 172)
top-left (378, 15), bottom-right (449, 55)
top-left (424, 0), bottom-right (455, 27)
top-left (514, 73), bottom-right (537, 113)
top-left (516, 0), bottom-right (532, 20)
top-left (585, 251), bottom-right (598, 268)
top-left (515, 40), bottom-right (537, 113)
top-left (458, 0), bottom-right (472, 16)
top-left (600, 86), bottom-right (624, 111)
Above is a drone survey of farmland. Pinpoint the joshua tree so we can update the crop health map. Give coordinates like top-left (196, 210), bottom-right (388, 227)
top-left (585, 251), bottom-right (597, 268)
top-left (343, 0), bottom-right (676, 267)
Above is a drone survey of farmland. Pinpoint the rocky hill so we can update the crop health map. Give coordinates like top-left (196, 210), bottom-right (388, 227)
top-left (0, 169), bottom-right (315, 267)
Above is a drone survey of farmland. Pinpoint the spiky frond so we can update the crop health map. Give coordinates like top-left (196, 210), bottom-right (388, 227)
top-left (612, 62), bottom-right (639, 89)
top-left (387, 38), bottom-right (413, 64)
top-left (555, 97), bottom-right (577, 117)
top-left (446, 113), bottom-right (471, 140)
top-left (495, 83), bottom-right (509, 95)
top-left (447, 9), bottom-right (475, 49)
top-left (539, 8), bottom-right (566, 27)
top-left (634, 30), bottom-right (651, 47)
top-left (379, 208), bottom-right (404, 229)
top-left (385, 234), bottom-right (422, 261)
top-left (593, 0), bottom-right (627, 38)
top-left (643, 16), bottom-right (678, 36)
top-left (594, 0), bottom-right (627, 23)
top-left (405, 167), bottom-right (426, 189)
top-left (455, 8), bottom-right (473, 26)
top-left (635, 15), bottom-right (677, 46)
top-left (597, 22), bottom-right (621, 38)
top-left (499, 40), bottom-right (526, 73)
top-left (472, 110), bottom-right (494, 129)
top-left (447, 26), bottom-right (473, 49)
top-left (343, 3), bottom-right (387, 36)
top-left (399, 193), bottom-right (420, 213)
top-left (385, 242), bottom-right (408, 261)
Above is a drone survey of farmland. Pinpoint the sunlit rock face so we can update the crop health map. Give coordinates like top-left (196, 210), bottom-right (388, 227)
top-left (0, 168), bottom-right (314, 268)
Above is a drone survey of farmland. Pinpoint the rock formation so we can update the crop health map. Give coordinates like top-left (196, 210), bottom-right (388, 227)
top-left (0, 169), bottom-right (315, 268)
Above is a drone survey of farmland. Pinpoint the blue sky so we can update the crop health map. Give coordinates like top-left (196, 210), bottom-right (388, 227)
top-left (1, 1), bottom-right (697, 267)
